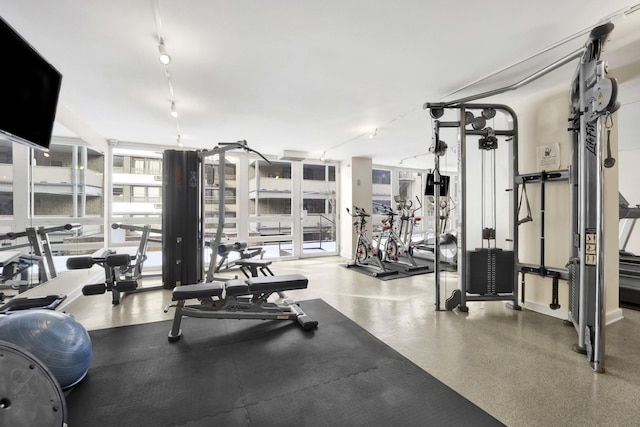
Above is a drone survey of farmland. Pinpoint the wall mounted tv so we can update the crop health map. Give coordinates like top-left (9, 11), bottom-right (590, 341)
top-left (0, 16), bottom-right (62, 152)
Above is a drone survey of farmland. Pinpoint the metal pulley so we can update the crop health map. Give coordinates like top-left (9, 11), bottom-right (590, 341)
top-left (585, 76), bottom-right (619, 122)
top-left (478, 127), bottom-right (498, 150)
top-left (429, 137), bottom-right (448, 157)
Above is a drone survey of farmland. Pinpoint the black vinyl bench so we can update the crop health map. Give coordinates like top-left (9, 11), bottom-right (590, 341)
top-left (172, 274), bottom-right (308, 300)
top-left (167, 274), bottom-right (317, 341)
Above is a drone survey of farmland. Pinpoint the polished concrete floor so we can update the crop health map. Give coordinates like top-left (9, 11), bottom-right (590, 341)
top-left (61, 256), bottom-right (640, 427)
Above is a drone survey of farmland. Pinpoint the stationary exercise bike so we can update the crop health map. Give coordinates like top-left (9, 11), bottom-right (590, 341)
top-left (345, 206), bottom-right (396, 277)
top-left (395, 195), bottom-right (422, 251)
top-left (378, 206), bottom-right (427, 272)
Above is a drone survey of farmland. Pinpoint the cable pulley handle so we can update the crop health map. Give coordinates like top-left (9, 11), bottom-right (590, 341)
top-left (348, 207), bottom-right (369, 218)
top-left (603, 112), bottom-right (615, 168)
top-left (414, 195), bottom-right (422, 212)
top-left (517, 181), bottom-right (533, 225)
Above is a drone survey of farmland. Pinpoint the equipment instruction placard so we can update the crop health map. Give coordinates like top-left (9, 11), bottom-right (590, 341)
top-left (537, 143), bottom-right (561, 171)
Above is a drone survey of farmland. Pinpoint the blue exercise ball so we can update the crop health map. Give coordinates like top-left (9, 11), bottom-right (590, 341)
top-left (0, 309), bottom-right (92, 389)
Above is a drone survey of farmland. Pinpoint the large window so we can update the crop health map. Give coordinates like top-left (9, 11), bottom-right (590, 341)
top-left (32, 144), bottom-right (104, 218)
top-left (1, 140), bottom-right (342, 282)
top-left (302, 164), bottom-right (336, 254)
top-left (372, 168), bottom-right (392, 214)
top-left (250, 160), bottom-right (292, 216)
top-left (372, 169), bottom-right (391, 184)
top-left (112, 148), bottom-right (163, 219)
top-left (202, 156), bottom-right (239, 242)
top-left (249, 159), bottom-right (293, 258)
top-left (0, 138), bottom-right (106, 284)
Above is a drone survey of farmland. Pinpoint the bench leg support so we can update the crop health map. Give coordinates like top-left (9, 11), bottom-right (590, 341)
top-left (168, 300), bottom-right (185, 342)
top-left (287, 301), bottom-right (318, 330)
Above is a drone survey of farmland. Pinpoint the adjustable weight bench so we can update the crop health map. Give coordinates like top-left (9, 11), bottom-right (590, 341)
top-left (166, 273), bottom-right (318, 342)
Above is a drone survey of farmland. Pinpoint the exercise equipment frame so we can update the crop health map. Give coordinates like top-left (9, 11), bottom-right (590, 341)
top-left (423, 22), bottom-right (618, 372)
top-left (425, 104), bottom-right (521, 312)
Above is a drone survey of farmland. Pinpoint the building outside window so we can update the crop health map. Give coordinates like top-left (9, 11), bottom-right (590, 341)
top-left (0, 140), bottom-right (13, 216)
top-left (112, 148), bottom-right (163, 219)
top-left (372, 168), bottom-right (392, 215)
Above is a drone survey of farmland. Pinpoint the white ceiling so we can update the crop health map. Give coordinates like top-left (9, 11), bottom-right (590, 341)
top-left (1, 1), bottom-right (639, 169)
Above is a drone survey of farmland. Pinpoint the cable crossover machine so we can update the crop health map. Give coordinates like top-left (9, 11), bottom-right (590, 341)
top-left (423, 22), bottom-right (619, 372)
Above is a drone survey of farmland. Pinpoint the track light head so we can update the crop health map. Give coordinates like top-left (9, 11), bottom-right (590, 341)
top-left (170, 101), bottom-right (178, 118)
top-left (158, 39), bottom-right (171, 65)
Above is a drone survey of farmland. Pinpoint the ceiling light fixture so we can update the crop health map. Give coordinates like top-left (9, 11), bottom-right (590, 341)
top-left (153, 0), bottom-right (183, 147)
top-left (158, 39), bottom-right (171, 65)
top-left (319, 108), bottom-right (418, 159)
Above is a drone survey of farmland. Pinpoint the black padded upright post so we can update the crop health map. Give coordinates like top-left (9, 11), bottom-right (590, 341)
top-left (162, 150), bottom-right (202, 289)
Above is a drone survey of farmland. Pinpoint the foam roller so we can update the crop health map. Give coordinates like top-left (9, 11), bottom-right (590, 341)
top-left (82, 283), bottom-right (106, 295)
top-left (105, 253), bottom-right (131, 267)
top-left (116, 280), bottom-right (138, 292)
top-left (66, 256), bottom-right (95, 270)
top-left (233, 241), bottom-right (248, 251)
top-left (297, 314), bottom-right (319, 331)
top-left (218, 243), bottom-right (235, 254)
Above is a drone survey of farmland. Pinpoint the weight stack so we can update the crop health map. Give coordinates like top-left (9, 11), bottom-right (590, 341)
top-left (466, 248), bottom-right (514, 295)
top-left (162, 150), bottom-right (202, 288)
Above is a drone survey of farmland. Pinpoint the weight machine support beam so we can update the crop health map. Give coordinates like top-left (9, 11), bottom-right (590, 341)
top-left (423, 47), bottom-right (586, 108)
top-left (202, 148), bottom-right (229, 282)
top-left (112, 223), bottom-right (162, 234)
top-left (432, 121), bottom-right (443, 310)
top-left (202, 141), bottom-right (270, 282)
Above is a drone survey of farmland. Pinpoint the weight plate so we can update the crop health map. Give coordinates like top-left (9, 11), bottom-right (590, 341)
top-left (0, 340), bottom-right (67, 427)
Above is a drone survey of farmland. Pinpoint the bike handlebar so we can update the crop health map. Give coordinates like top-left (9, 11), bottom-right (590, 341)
top-left (346, 207), bottom-right (370, 217)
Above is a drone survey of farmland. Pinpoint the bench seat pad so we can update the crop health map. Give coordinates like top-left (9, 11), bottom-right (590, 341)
top-left (235, 259), bottom-right (272, 267)
top-left (172, 282), bottom-right (225, 300)
top-left (225, 279), bottom-right (250, 296)
top-left (248, 274), bottom-right (308, 292)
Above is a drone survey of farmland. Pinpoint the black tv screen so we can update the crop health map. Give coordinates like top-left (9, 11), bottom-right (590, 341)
top-left (0, 16), bottom-right (62, 152)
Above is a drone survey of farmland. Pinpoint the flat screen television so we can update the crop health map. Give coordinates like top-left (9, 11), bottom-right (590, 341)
top-left (0, 16), bottom-right (62, 152)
